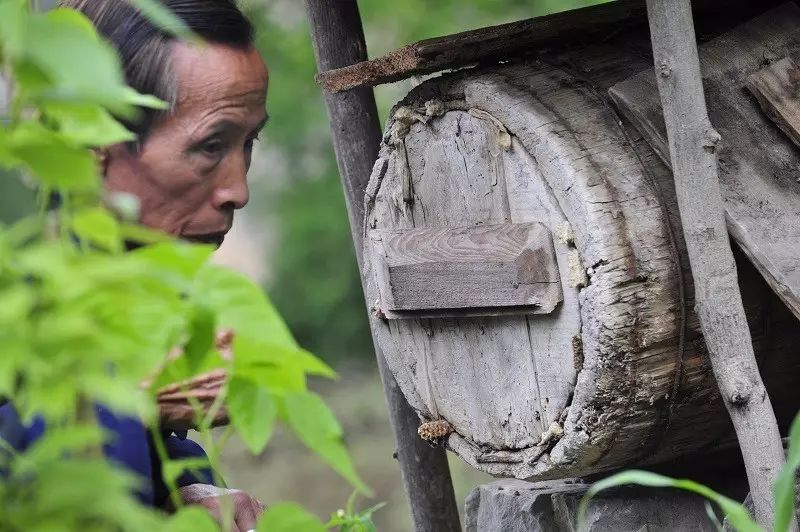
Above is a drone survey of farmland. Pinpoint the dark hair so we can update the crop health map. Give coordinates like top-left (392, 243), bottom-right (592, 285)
top-left (59, 0), bottom-right (254, 138)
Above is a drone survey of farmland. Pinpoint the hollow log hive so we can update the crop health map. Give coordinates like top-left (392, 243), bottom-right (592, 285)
top-left (363, 4), bottom-right (800, 480)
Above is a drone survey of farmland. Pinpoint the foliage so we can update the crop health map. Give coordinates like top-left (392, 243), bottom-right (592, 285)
top-left (0, 0), bottom-right (371, 530)
top-left (578, 412), bottom-right (800, 532)
top-left (325, 492), bottom-right (387, 532)
top-left (257, 492), bottom-right (385, 532)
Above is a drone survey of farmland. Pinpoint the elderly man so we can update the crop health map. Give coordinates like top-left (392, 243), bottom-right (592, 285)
top-left (0, 0), bottom-right (268, 529)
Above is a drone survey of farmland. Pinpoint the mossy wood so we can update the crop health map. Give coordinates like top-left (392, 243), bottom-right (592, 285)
top-left (362, 5), bottom-right (800, 480)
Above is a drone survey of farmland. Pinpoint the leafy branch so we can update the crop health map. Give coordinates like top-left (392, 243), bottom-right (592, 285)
top-left (0, 1), bottom-right (374, 530)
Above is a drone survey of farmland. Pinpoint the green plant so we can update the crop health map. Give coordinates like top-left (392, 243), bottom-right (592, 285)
top-left (0, 0), bottom-right (374, 529)
top-left (326, 492), bottom-right (387, 532)
top-left (578, 411), bottom-right (800, 532)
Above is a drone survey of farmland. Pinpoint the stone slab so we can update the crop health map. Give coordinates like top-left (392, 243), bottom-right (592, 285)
top-left (465, 479), bottom-right (718, 532)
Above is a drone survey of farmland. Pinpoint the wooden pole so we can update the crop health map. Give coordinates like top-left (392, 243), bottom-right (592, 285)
top-left (645, 0), bottom-right (791, 529)
top-left (303, 2), bottom-right (461, 531)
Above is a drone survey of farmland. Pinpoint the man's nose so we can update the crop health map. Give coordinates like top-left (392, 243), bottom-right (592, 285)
top-left (212, 156), bottom-right (250, 210)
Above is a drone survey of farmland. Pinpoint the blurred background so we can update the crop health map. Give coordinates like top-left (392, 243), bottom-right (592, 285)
top-left (1, 1), bottom-right (606, 530)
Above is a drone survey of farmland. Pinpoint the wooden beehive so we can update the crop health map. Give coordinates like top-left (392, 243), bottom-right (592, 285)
top-left (362, 4), bottom-right (800, 480)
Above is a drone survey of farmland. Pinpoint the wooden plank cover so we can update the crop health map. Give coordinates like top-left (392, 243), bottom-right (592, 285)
top-left (747, 55), bottom-right (800, 150)
top-left (368, 223), bottom-right (562, 318)
top-left (609, 3), bottom-right (800, 320)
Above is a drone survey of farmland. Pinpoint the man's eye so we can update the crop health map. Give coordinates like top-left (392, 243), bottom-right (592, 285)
top-left (201, 139), bottom-right (225, 156)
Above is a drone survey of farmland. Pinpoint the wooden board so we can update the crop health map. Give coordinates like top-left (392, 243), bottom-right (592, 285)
top-left (747, 55), bottom-right (800, 150)
top-left (316, 0), bottom-right (647, 92)
top-left (609, 3), bottom-right (800, 321)
top-left (368, 223), bottom-right (562, 318)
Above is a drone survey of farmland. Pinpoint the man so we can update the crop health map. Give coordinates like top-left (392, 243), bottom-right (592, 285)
top-left (0, 0), bottom-right (268, 529)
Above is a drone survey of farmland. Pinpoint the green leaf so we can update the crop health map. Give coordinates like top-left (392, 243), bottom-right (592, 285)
top-left (43, 102), bottom-right (135, 146)
top-left (326, 494), bottom-right (385, 532)
top-left (0, 341), bottom-right (25, 397)
top-left (0, 284), bottom-right (34, 324)
top-left (183, 303), bottom-right (216, 373)
top-left (131, 241), bottom-right (214, 289)
top-left (257, 502), bottom-right (326, 532)
top-left (166, 506), bottom-right (219, 532)
top-left (774, 412), bottom-right (800, 532)
top-left (230, 337), bottom-right (309, 394)
top-left (7, 122), bottom-right (99, 191)
top-left (0, 0), bottom-right (26, 57)
top-left (194, 264), bottom-right (298, 349)
top-left (127, 0), bottom-right (195, 41)
top-left (231, 337), bottom-right (330, 384)
top-left (284, 391), bottom-right (371, 495)
top-left (18, 426), bottom-right (107, 472)
top-left (71, 207), bottom-right (122, 252)
top-left (227, 377), bottom-right (277, 454)
top-left (578, 470), bottom-right (761, 532)
top-left (295, 348), bottom-right (337, 379)
top-left (18, 9), bottom-right (134, 115)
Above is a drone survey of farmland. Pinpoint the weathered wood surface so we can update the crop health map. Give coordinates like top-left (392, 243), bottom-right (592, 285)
top-left (609, 3), bottom-right (800, 322)
top-left (465, 479), bottom-right (719, 532)
top-left (304, 2), bottom-right (462, 531)
top-left (747, 55), bottom-right (800, 150)
top-left (368, 223), bottom-right (562, 317)
top-left (643, 0), bottom-right (788, 528)
top-left (316, 0), bottom-right (647, 92)
top-left (362, 36), bottom-right (800, 480)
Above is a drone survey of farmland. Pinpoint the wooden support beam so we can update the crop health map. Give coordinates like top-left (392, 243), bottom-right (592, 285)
top-left (304, 2), bottom-right (462, 531)
top-left (747, 54), bottom-right (800, 150)
top-left (316, 0), bottom-right (647, 93)
top-left (645, 0), bottom-right (791, 529)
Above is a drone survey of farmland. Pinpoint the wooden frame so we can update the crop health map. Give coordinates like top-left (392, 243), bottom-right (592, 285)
top-left (305, 0), bottom-right (793, 529)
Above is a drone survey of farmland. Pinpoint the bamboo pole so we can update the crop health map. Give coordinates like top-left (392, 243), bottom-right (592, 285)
top-left (303, 2), bottom-right (461, 530)
top-left (645, 0), bottom-right (791, 529)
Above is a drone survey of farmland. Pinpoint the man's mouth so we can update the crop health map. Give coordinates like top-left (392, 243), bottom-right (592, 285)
top-left (182, 232), bottom-right (227, 248)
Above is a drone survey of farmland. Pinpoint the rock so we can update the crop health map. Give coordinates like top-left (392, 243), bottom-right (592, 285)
top-left (465, 479), bottom-right (718, 531)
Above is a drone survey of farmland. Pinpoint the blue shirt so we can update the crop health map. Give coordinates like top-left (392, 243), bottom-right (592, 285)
top-left (0, 402), bottom-right (216, 507)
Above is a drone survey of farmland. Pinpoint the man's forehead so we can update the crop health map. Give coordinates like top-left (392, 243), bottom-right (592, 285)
top-left (170, 41), bottom-right (268, 107)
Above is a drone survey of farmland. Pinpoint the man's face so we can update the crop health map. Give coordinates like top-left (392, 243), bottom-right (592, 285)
top-left (103, 42), bottom-right (269, 247)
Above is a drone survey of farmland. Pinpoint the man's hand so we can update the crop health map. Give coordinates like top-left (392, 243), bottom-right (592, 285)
top-left (178, 483), bottom-right (265, 532)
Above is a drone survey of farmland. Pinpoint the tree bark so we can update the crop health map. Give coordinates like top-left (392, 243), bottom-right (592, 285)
top-left (304, 2), bottom-right (461, 531)
top-left (645, 0), bottom-right (791, 529)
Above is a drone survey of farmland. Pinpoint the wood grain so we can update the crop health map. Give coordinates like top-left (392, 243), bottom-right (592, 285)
top-left (368, 223), bottom-right (561, 316)
top-left (747, 55), bottom-right (800, 149)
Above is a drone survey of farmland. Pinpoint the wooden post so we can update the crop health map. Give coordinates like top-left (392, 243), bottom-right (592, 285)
top-left (303, 2), bottom-right (462, 531)
top-left (646, 0), bottom-right (791, 529)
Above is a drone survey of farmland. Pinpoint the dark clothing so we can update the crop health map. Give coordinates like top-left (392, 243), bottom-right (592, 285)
top-left (0, 402), bottom-right (215, 507)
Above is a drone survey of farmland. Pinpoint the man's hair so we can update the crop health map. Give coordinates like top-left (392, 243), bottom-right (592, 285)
top-left (59, 0), bottom-right (254, 138)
